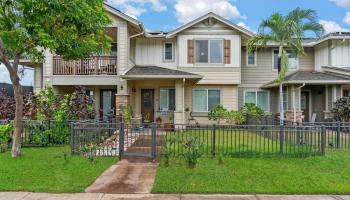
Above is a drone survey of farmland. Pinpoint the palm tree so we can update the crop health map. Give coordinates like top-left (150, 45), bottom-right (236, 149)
top-left (247, 8), bottom-right (324, 125)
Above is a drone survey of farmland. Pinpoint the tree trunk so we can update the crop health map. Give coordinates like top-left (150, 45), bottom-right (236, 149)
top-left (11, 79), bottom-right (23, 157)
top-left (279, 83), bottom-right (284, 125)
top-left (278, 46), bottom-right (284, 125)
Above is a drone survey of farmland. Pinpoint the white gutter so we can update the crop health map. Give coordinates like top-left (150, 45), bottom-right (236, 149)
top-left (129, 31), bottom-right (145, 39)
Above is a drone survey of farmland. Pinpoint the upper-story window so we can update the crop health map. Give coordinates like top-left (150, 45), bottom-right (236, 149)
top-left (164, 42), bottom-right (174, 61)
top-left (273, 50), bottom-right (299, 71)
top-left (246, 50), bottom-right (257, 66)
top-left (195, 39), bottom-right (223, 64)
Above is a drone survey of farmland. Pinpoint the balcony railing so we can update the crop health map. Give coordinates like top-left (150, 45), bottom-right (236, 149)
top-left (53, 56), bottom-right (118, 75)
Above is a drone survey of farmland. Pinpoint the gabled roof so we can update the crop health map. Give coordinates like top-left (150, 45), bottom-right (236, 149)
top-left (121, 66), bottom-right (203, 79)
top-left (104, 3), bottom-right (145, 31)
top-left (262, 71), bottom-right (350, 88)
top-left (166, 12), bottom-right (255, 38)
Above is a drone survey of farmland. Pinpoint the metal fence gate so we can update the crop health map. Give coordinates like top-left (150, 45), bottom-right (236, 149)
top-left (71, 122), bottom-right (164, 158)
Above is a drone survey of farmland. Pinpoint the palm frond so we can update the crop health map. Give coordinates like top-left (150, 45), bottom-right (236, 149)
top-left (246, 34), bottom-right (273, 53)
top-left (276, 49), bottom-right (289, 84)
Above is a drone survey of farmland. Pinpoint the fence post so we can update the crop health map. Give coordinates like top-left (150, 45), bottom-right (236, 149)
top-left (70, 122), bottom-right (75, 155)
top-left (337, 121), bottom-right (341, 149)
top-left (321, 125), bottom-right (326, 155)
top-left (119, 122), bottom-right (124, 160)
top-left (151, 123), bottom-right (157, 159)
top-left (211, 124), bottom-right (216, 157)
top-left (279, 125), bottom-right (284, 157)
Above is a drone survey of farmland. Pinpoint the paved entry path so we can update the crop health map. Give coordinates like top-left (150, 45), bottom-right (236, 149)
top-left (85, 157), bottom-right (158, 194)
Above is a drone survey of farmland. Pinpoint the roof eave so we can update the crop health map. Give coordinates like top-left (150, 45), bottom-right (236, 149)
top-left (165, 12), bottom-right (255, 38)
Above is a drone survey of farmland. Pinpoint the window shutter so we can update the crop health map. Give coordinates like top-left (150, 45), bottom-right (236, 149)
top-left (187, 39), bottom-right (194, 64)
top-left (224, 39), bottom-right (231, 64)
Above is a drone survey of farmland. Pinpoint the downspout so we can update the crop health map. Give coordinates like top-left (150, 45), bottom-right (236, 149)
top-left (182, 78), bottom-right (186, 125)
top-left (293, 82), bottom-right (305, 123)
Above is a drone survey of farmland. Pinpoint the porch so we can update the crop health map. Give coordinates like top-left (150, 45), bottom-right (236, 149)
top-left (120, 66), bottom-right (203, 125)
top-left (263, 71), bottom-right (350, 122)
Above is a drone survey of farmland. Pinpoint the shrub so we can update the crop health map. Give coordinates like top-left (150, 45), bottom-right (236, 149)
top-left (0, 123), bottom-right (13, 152)
top-left (332, 97), bottom-right (350, 122)
top-left (208, 105), bottom-right (227, 125)
top-left (241, 103), bottom-right (265, 124)
top-left (182, 136), bottom-right (204, 169)
top-left (225, 110), bottom-right (245, 125)
top-left (163, 136), bottom-right (178, 167)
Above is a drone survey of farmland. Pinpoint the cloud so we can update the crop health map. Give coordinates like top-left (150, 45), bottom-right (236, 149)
top-left (330, 0), bottom-right (350, 8)
top-left (319, 20), bottom-right (349, 33)
top-left (107, 0), bottom-right (166, 18)
top-left (237, 21), bottom-right (255, 33)
top-left (174, 0), bottom-right (244, 24)
top-left (0, 65), bottom-right (34, 86)
top-left (344, 12), bottom-right (350, 25)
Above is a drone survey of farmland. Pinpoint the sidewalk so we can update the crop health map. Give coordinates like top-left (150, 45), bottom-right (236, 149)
top-left (1, 193), bottom-right (349, 200)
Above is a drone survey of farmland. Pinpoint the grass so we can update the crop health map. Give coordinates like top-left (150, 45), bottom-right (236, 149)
top-left (0, 146), bottom-right (116, 193)
top-left (152, 150), bottom-right (350, 194)
top-left (166, 128), bottom-right (322, 158)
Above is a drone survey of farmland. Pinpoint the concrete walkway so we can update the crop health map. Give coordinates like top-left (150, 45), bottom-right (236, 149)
top-left (1, 193), bottom-right (350, 200)
top-left (85, 157), bottom-right (158, 194)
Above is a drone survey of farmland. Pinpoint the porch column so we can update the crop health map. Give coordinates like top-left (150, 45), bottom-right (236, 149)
top-left (174, 79), bottom-right (185, 125)
top-left (324, 85), bottom-right (333, 119)
top-left (285, 85), bottom-right (303, 123)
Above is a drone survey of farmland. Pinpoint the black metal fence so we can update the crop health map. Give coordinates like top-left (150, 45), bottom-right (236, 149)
top-left (165, 124), bottom-right (325, 158)
top-left (69, 122), bottom-right (334, 158)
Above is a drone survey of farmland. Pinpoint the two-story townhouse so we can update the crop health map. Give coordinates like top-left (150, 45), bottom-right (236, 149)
top-left (31, 4), bottom-right (350, 124)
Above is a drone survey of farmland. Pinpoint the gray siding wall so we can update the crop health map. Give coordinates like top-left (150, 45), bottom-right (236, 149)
top-left (240, 47), bottom-right (315, 88)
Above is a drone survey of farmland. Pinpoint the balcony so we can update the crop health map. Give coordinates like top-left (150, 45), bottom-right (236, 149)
top-left (53, 56), bottom-right (118, 75)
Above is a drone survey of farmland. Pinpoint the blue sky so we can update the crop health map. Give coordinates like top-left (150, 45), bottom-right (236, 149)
top-left (2, 0), bottom-right (350, 86)
top-left (107, 0), bottom-right (350, 34)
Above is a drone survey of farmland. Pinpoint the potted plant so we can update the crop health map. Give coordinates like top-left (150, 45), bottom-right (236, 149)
top-left (164, 116), bottom-right (174, 131)
top-left (156, 116), bottom-right (162, 127)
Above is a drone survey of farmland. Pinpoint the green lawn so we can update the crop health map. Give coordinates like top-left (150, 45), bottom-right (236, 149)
top-left (166, 128), bottom-right (322, 158)
top-left (0, 146), bottom-right (116, 193)
top-left (152, 150), bottom-right (350, 194)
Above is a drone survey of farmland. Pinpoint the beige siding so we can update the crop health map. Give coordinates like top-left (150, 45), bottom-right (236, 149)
top-left (331, 39), bottom-right (350, 67)
top-left (241, 48), bottom-right (315, 88)
top-left (134, 38), bottom-right (177, 69)
top-left (315, 41), bottom-right (329, 70)
top-left (179, 67), bottom-right (240, 84)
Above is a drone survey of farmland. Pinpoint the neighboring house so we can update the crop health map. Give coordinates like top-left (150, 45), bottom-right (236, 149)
top-left (29, 4), bottom-right (350, 123)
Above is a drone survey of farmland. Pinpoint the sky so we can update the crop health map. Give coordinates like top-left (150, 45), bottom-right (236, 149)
top-left (2, 0), bottom-right (350, 86)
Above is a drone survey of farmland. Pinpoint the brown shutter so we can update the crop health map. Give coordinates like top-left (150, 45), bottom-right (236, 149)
top-left (187, 39), bottom-right (194, 64)
top-left (224, 39), bottom-right (231, 64)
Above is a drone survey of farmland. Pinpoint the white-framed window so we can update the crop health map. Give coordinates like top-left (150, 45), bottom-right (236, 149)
top-left (163, 42), bottom-right (174, 62)
top-left (195, 39), bottom-right (223, 64)
top-left (159, 88), bottom-right (175, 111)
top-left (246, 50), bottom-right (257, 66)
top-left (244, 90), bottom-right (269, 112)
top-left (192, 88), bottom-right (221, 112)
top-left (272, 50), bottom-right (299, 71)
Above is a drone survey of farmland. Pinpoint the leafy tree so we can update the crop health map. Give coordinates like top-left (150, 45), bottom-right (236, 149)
top-left (247, 8), bottom-right (324, 125)
top-left (0, 0), bottom-right (111, 157)
top-left (240, 103), bottom-right (265, 124)
top-left (225, 110), bottom-right (245, 125)
top-left (332, 97), bottom-right (350, 122)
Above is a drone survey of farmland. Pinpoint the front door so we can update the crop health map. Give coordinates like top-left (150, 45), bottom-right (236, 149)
top-left (301, 91), bottom-right (310, 122)
top-left (100, 90), bottom-right (117, 120)
top-left (141, 89), bottom-right (154, 123)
